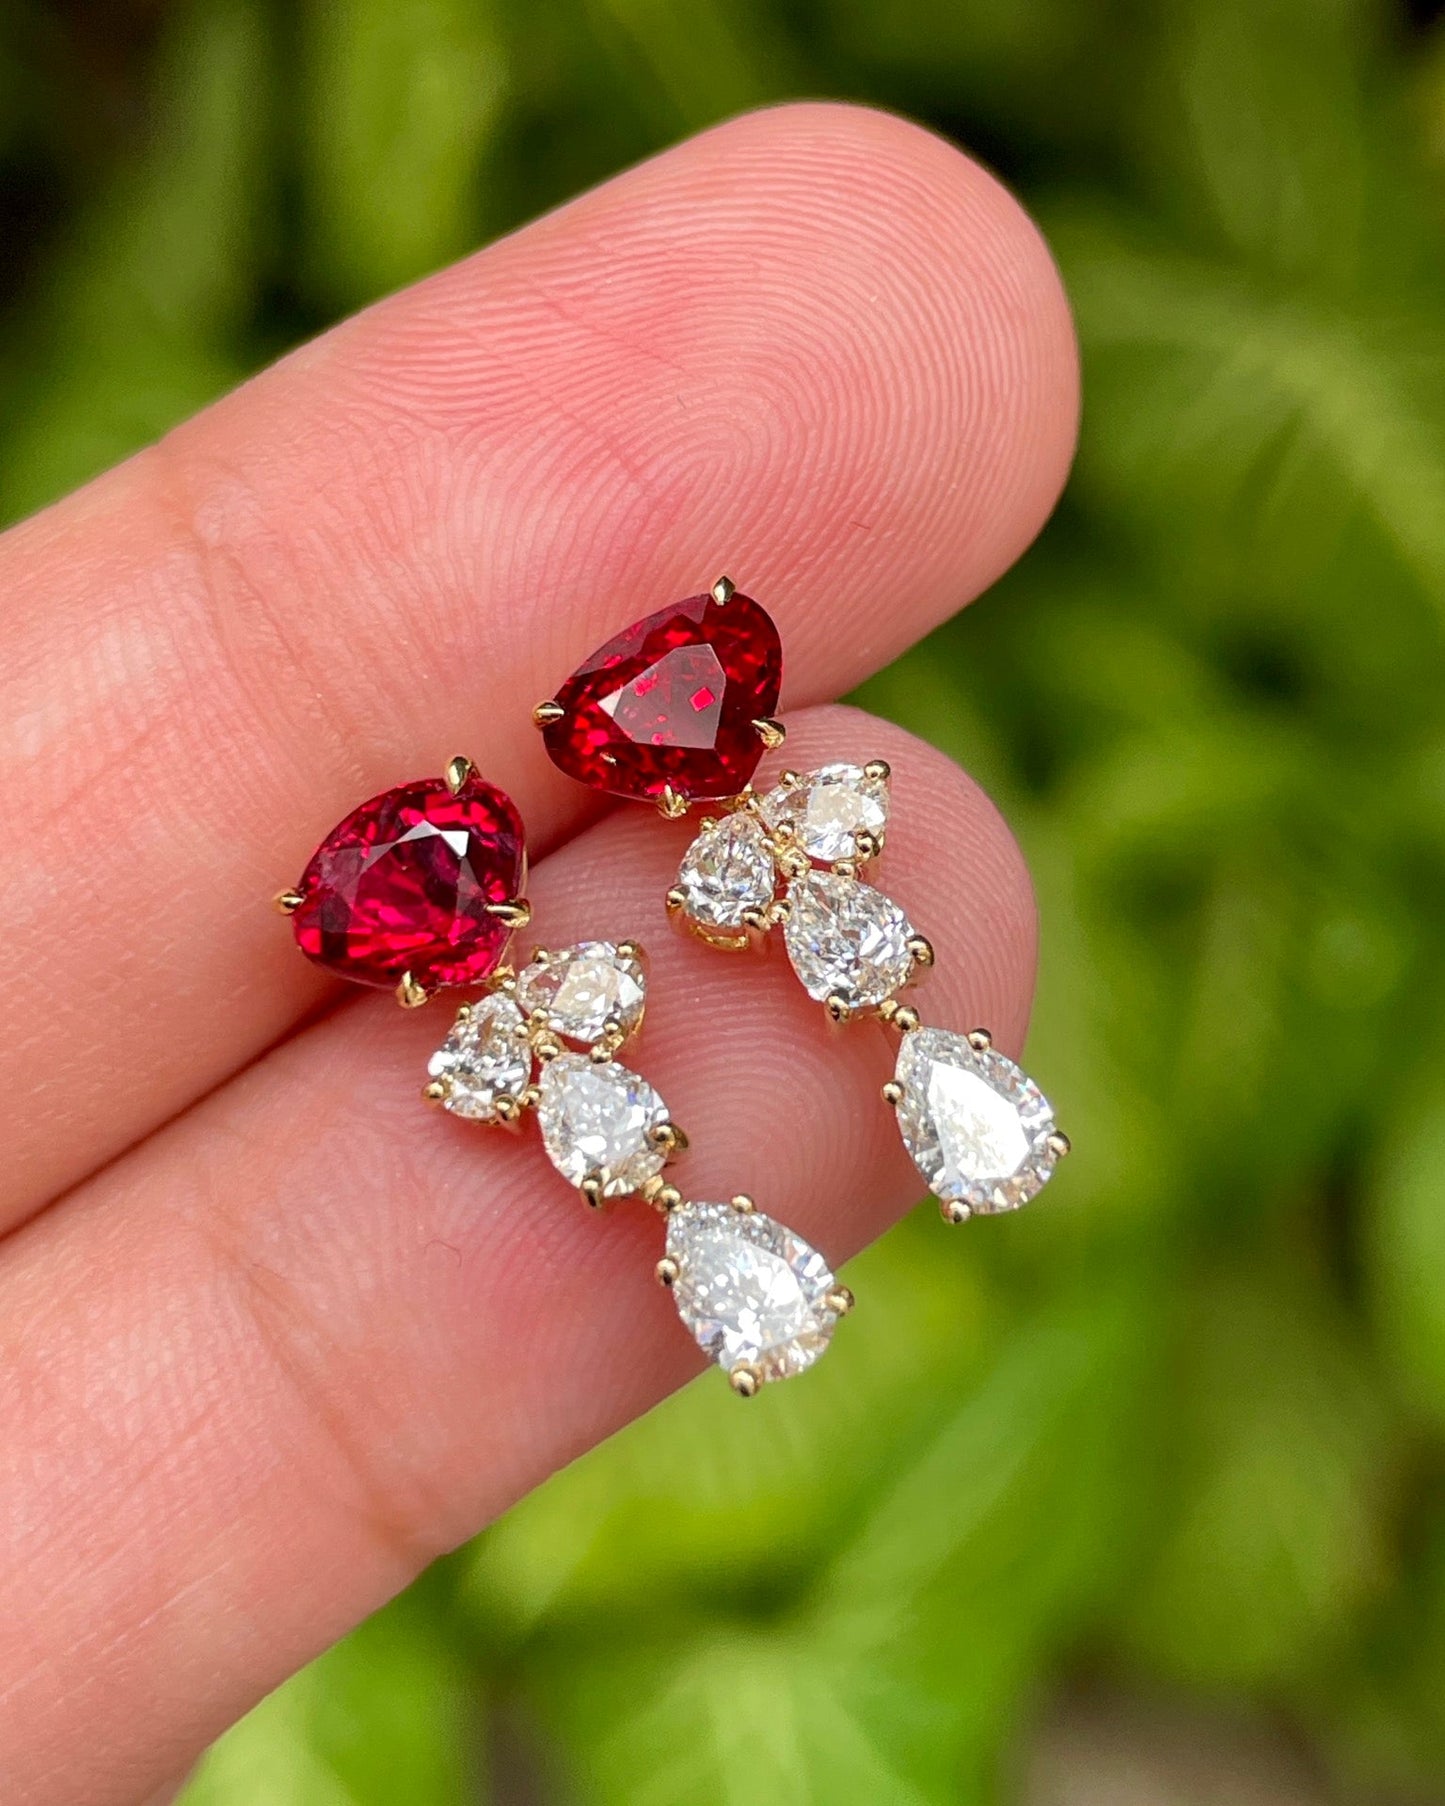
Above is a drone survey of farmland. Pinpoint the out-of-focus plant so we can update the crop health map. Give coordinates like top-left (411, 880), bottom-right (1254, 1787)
top-left (3, 0), bottom-right (1444, 1798)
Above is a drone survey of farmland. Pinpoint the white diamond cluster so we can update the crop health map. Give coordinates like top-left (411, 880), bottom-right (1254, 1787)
top-left (668, 752), bottom-right (1071, 1225)
top-left (425, 935), bottom-right (854, 1391)
top-left (670, 760), bottom-right (929, 1020)
top-left (427, 940), bottom-right (676, 1202)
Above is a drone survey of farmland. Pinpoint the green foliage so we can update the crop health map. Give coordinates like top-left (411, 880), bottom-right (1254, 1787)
top-left (3, 0), bottom-right (1444, 1798)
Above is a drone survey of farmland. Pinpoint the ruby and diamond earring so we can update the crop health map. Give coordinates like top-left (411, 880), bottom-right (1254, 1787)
top-left (533, 576), bottom-right (1071, 1227)
top-left (275, 577), bottom-right (1068, 1398)
top-left (277, 752), bottom-right (853, 1397)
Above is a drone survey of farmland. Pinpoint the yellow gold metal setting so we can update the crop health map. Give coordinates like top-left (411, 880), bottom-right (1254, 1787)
top-left (274, 888), bottom-right (306, 915)
top-left (532, 700), bottom-right (565, 728)
top-left (423, 1079), bottom-right (449, 1105)
top-left (967, 1028), bottom-right (992, 1052)
top-left (396, 972), bottom-right (428, 1008)
top-left (729, 1363), bottom-right (761, 1397)
top-left (753, 717), bottom-right (786, 750)
top-left (730, 1193), bottom-right (756, 1215)
top-left (657, 784), bottom-right (689, 820)
top-left (711, 574), bottom-right (736, 604)
top-left (485, 899), bottom-right (533, 928)
top-left (1048, 1131), bottom-right (1073, 1159)
top-left (863, 759), bottom-right (890, 783)
top-left (941, 1200), bottom-right (973, 1226)
top-left (827, 1286), bottom-right (855, 1317)
top-left (655, 1257), bottom-right (680, 1288)
top-left (892, 1005), bottom-right (921, 1034)
top-left (907, 935), bottom-right (935, 969)
top-left (881, 1079), bottom-right (904, 1107)
top-left (443, 754), bottom-right (474, 794)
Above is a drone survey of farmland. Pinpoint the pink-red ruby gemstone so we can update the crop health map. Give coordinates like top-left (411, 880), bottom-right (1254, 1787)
top-left (542, 591), bottom-right (783, 802)
top-left (291, 776), bottom-right (526, 989)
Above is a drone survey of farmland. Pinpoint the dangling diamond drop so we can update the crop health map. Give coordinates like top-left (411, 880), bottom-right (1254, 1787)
top-left (665, 1201), bottom-right (844, 1384)
top-left (893, 1028), bottom-right (1063, 1215)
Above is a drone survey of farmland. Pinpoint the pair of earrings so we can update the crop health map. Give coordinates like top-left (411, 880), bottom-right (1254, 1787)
top-left (277, 580), bottom-right (1068, 1395)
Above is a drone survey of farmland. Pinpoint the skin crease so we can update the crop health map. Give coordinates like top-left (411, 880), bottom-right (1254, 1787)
top-left (0, 103), bottom-right (1078, 1806)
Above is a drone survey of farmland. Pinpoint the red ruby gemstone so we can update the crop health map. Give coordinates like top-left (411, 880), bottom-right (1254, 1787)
top-left (290, 776), bottom-right (526, 989)
top-left (542, 591), bottom-right (783, 802)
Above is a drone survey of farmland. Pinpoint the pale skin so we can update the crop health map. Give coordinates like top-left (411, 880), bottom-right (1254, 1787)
top-left (0, 104), bottom-right (1078, 1805)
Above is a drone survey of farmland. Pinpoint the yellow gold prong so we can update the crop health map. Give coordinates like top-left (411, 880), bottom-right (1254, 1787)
top-left (1048, 1131), bottom-right (1072, 1158)
top-left (881, 1080), bottom-right (904, 1107)
top-left (486, 899), bottom-right (532, 928)
top-left (580, 1175), bottom-right (604, 1209)
top-left (834, 859), bottom-right (858, 880)
top-left (397, 972), bottom-right (428, 1008)
top-left (588, 1041), bottom-right (614, 1064)
top-left (730, 1193), bottom-right (756, 1215)
top-left (521, 1084), bottom-right (541, 1110)
top-left (665, 887), bottom-right (687, 915)
top-left (907, 935), bottom-right (935, 970)
top-left (941, 1199), bottom-right (973, 1225)
top-left (767, 899), bottom-right (791, 928)
top-left (825, 993), bottom-right (852, 1024)
top-left (700, 816), bottom-right (719, 833)
top-left (454, 1001), bottom-right (474, 1022)
top-left (892, 1005), bottom-right (921, 1034)
top-left (967, 1028), bottom-right (992, 1052)
top-left (534, 1034), bottom-right (563, 1063)
top-left (274, 888), bottom-right (306, 915)
top-left (527, 946), bottom-right (551, 967)
top-left (655, 1257), bottom-right (680, 1288)
top-left (443, 754), bottom-right (474, 793)
top-left (532, 700), bottom-right (565, 728)
top-left (854, 831), bottom-right (880, 862)
top-left (711, 575), bottom-right (736, 604)
top-left (752, 717), bottom-right (786, 750)
top-left (826, 1286), bottom-right (855, 1317)
top-left (616, 940), bottom-right (643, 962)
top-left (729, 1363), bottom-right (761, 1397)
top-left (740, 906), bottom-right (771, 933)
top-left (493, 1093), bottom-right (522, 1123)
top-left (863, 759), bottom-right (891, 783)
top-left (649, 1120), bottom-right (688, 1155)
top-left (780, 769), bottom-right (802, 788)
top-left (642, 1179), bottom-right (682, 1213)
top-left (777, 847), bottom-right (810, 881)
top-left (657, 785), bottom-right (689, 820)
top-left (423, 1079), bottom-right (449, 1105)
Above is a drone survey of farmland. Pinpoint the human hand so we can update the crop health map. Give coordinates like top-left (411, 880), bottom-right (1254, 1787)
top-left (0, 103), bottom-right (1076, 1806)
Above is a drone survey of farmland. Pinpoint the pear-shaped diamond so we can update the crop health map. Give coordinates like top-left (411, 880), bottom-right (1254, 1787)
top-left (782, 869), bottom-right (915, 1009)
top-left (893, 1028), bottom-right (1061, 1214)
top-left (427, 994), bottom-right (532, 1120)
top-left (536, 1053), bottom-right (669, 1197)
top-left (759, 761), bottom-right (889, 863)
top-left (666, 1201), bottom-right (842, 1384)
top-left (674, 813), bottom-right (776, 936)
top-left (515, 941), bottom-right (647, 1045)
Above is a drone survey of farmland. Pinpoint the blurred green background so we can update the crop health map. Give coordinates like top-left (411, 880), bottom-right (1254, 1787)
top-left (6, 0), bottom-right (1445, 1800)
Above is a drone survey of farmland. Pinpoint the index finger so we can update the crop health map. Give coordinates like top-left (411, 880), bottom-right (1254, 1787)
top-left (0, 101), bottom-right (1075, 1220)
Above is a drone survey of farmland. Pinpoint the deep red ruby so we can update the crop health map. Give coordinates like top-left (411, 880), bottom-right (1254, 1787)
top-left (291, 776), bottom-right (525, 989)
top-left (541, 591), bottom-right (783, 803)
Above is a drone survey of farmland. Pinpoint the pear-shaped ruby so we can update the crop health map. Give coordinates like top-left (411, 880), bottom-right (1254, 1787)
top-left (541, 591), bottom-right (782, 803)
top-left (290, 776), bottom-right (525, 989)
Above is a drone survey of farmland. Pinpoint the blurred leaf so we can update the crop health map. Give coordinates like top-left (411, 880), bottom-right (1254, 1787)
top-left (1120, 1269), bottom-right (1391, 1690)
top-left (300, 0), bottom-right (507, 307)
top-left (0, 0), bottom-right (268, 518)
top-left (1367, 1039), bottom-right (1445, 1430)
top-left (180, 1589), bottom-right (483, 1805)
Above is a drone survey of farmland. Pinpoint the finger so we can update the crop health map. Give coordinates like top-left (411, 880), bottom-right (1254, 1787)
top-left (0, 100), bottom-right (1074, 1223)
top-left (0, 706), bottom-right (1036, 1806)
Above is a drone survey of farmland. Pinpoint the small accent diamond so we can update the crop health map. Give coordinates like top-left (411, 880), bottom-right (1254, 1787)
top-left (782, 869), bottom-right (915, 1009)
top-left (893, 1027), bottom-right (1061, 1214)
top-left (427, 994), bottom-right (532, 1120)
top-left (666, 1201), bottom-right (842, 1384)
top-left (536, 1053), bottom-right (669, 1197)
top-left (759, 761), bottom-right (889, 863)
top-left (515, 941), bottom-right (646, 1045)
top-left (674, 813), bottom-right (776, 934)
